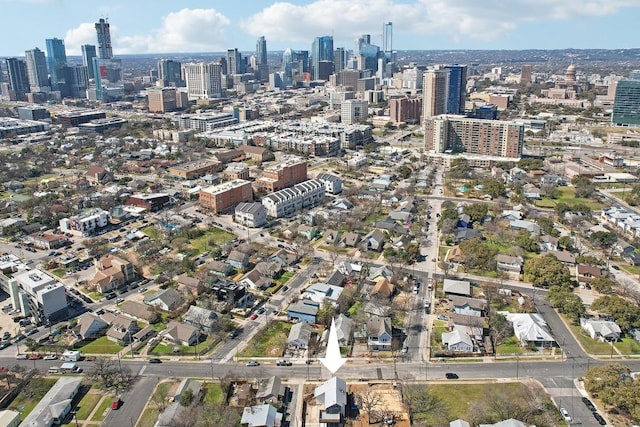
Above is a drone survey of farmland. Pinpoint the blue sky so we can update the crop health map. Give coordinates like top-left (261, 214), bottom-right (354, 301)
top-left (1, 0), bottom-right (639, 56)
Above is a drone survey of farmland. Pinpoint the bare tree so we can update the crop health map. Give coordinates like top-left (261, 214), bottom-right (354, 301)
top-left (150, 382), bottom-right (171, 412)
top-left (356, 389), bottom-right (383, 424)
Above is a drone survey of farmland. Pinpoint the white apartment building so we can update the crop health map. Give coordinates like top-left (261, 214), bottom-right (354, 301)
top-left (59, 208), bottom-right (110, 236)
top-left (234, 202), bottom-right (267, 228)
top-left (316, 173), bottom-right (343, 194)
top-left (182, 62), bottom-right (223, 99)
top-left (340, 99), bottom-right (368, 125)
top-left (261, 179), bottom-right (325, 218)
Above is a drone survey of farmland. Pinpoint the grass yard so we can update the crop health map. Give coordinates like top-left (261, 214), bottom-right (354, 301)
top-left (348, 301), bottom-right (362, 316)
top-left (8, 378), bottom-right (57, 419)
top-left (438, 246), bottom-right (451, 260)
top-left (189, 228), bottom-right (235, 253)
top-left (277, 271), bottom-right (294, 285)
top-left (620, 265), bottom-right (640, 276)
top-left (569, 324), bottom-right (614, 355)
top-left (138, 381), bottom-right (176, 427)
top-left (203, 383), bottom-right (225, 404)
top-left (239, 321), bottom-right (292, 358)
top-left (142, 225), bottom-right (160, 240)
top-left (496, 337), bottom-right (526, 355)
top-left (51, 268), bottom-right (66, 278)
top-left (91, 395), bottom-right (114, 422)
top-left (615, 337), bottom-right (640, 355)
top-left (150, 339), bottom-right (215, 356)
top-left (80, 336), bottom-right (124, 354)
top-left (74, 392), bottom-right (103, 420)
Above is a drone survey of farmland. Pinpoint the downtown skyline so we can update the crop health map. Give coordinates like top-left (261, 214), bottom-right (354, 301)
top-left (0, 0), bottom-right (639, 57)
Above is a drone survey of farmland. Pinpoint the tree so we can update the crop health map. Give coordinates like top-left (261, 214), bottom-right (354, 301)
top-left (515, 230), bottom-right (539, 253)
top-left (316, 302), bottom-right (336, 328)
top-left (589, 231), bottom-right (617, 261)
top-left (589, 277), bottom-right (614, 294)
top-left (523, 254), bottom-right (572, 288)
top-left (151, 382), bottom-right (171, 412)
top-left (403, 385), bottom-right (449, 425)
top-left (459, 238), bottom-right (498, 272)
top-left (489, 313), bottom-right (513, 346)
top-left (557, 235), bottom-right (574, 251)
top-left (572, 176), bottom-right (596, 198)
top-left (356, 389), bottom-right (383, 424)
top-left (584, 364), bottom-right (640, 420)
top-left (88, 357), bottom-right (133, 392)
top-left (590, 295), bottom-right (640, 331)
top-left (462, 203), bottom-right (489, 223)
top-left (179, 388), bottom-right (195, 407)
top-left (482, 179), bottom-right (506, 198)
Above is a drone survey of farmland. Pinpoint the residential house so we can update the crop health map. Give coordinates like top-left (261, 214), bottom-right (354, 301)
top-left (74, 313), bottom-right (109, 340)
top-left (581, 318), bottom-right (622, 342)
top-left (576, 264), bottom-right (606, 285)
top-left (366, 317), bottom-right (393, 350)
top-left (341, 232), bottom-right (361, 248)
top-left (297, 224), bottom-right (318, 240)
top-left (133, 325), bottom-right (156, 343)
top-left (549, 250), bottom-right (576, 268)
top-left (446, 245), bottom-right (465, 265)
top-left (24, 232), bottom-right (69, 250)
top-left (325, 269), bottom-right (346, 287)
top-left (501, 209), bottom-right (524, 221)
top-left (314, 377), bottom-right (347, 427)
top-left (450, 419), bottom-right (471, 427)
top-left (505, 313), bottom-right (556, 348)
top-left (455, 228), bottom-right (478, 244)
top-left (287, 322), bottom-right (313, 350)
top-left (120, 301), bottom-right (158, 323)
top-left (303, 283), bottom-right (343, 305)
top-left (443, 279), bottom-right (472, 297)
top-left (367, 265), bottom-right (393, 282)
top-left (162, 320), bottom-right (202, 346)
top-left (626, 252), bottom-right (640, 267)
top-left (144, 288), bottom-right (184, 312)
top-left (20, 377), bottom-right (82, 427)
top-left (90, 254), bottom-right (136, 294)
top-left (241, 404), bottom-right (282, 427)
top-left (451, 297), bottom-right (487, 317)
top-left (449, 314), bottom-right (485, 337)
top-left (240, 268), bottom-right (273, 291)
top-left (457, 213), bottom-right (472, 229)
top-left (269, 249), bottom-right (298, 267)
top-left (86, 165), bottom-right (113, 185)
top-left (202, 260), bottom-right (234, 277)
top-left (256, 376), bottom-right (283, 404)
top-left (102, 312), bottom-right (140, 345)
top-left (182, 305), bottom-right (219, 332)
top-left (539, 235), bottom-right (558, 252)
top-left (175, 274), bottom-right (205, 296)
top-left (334, 313), bottom-right (353, 345)
top-left (371, 277), bottom-right (394, 299)
top-left (496, 255), bottom-right (524, 275)
top-left (478, 418), bottom-right (527, 427)
top-left (228, 249), bottom-right (251, 271)
top-left (288, 301), bottom-right (319, 323)
top-left (324, 229), bottom-right (340, 245)
top-left (509, 219), bottom-right (541, 235)
top-left (235, 202), bottom-right (267, 228)
top-left (441, 329), bottom-right (474, 352)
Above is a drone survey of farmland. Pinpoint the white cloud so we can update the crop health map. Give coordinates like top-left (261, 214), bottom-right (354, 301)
top-left (64, 8), bottom-right (230, 55)
top-left (240, 0), bottom-right (640, 46)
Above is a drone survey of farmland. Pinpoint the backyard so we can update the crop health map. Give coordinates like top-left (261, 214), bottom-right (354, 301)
top-left (239, 321), bottom-right (292, 358)
top-left (149, 338), bottom-right (215, 357)
top-left (79, 336), bottom-right (124, 354)
top-left (7, 377), bottom-right (57, 421)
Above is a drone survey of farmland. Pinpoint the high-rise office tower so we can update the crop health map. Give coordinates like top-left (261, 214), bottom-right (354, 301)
top-left (182, 62), bottom-right (223, 99)
top-left (612, 70), bottom-right (640, 127)
top-left (69, 65), bottom-right (89, 98)
top-left (282, 49), bottom-right (309, 84)
top-left (45, 38), bottom-right (68, 91)
top-left (6, 58), bottom-right (29, 100)
top-left (95, 18), bottom-right (113, 59)
top-left (157, 59), bottom-right (183, 87)
top-left (81, 44), bottom-right (97, 79)
top-left (256, 36), bottom-right (267, 66)
top-left (520, 64), bottom-right (532, 85)
top-left (423, 69), bottom-right (449, 119)
top-left (25, 47), bottom-right (49, 92)
top-left (226, 48), bottom-right (242, 75)
top-left (333, 48), bottom-right (347, 73)
top-left (93, 57), bottom-right (123, 101)
top-left (444, 64), bottom-right (467, 114)
top-left (383, 22), bottom-right (393, 54)
top-left (312, 36), bottom-right (333, 81)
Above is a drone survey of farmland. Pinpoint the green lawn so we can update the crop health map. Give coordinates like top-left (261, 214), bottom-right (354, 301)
top-left (615, 337), bottom-right (640, 355)
top-left (189, 228), bottom-right (235, 253)
top-left (438, 246), bottom-right (451, 260)
top-left (150, 339), bottom-right (215, 356)
top-left (277, 271), bottom-right (294, 285)
top-left (51, 268), bottom-right (66, 278)
top-left (569, 324), bottom-right (614, 355)
top-left (203, 383), bottom-right (224, 404)
top-left (142, 225), bottom-right (161, 240)
top-left (620, 265), bottom-right (640, 276)
top-left (239, 321), bottom-right (292, 358)
top-left (496, 337), bottom-right (526, 355)
top-left (91, 396), bottom-right (114, 422)
top-left (75, 393), bottom-right (103, 420)
top-left (535, 186), bottom-right (607, 210)
top-left (8, 378), bottom-right (57, 420)
top-left (80, 336), bottom-right (124, 354)
top-left (138, 382), bottom-right (176, 427)
top-left (348, 301), bottom-right (362, 316)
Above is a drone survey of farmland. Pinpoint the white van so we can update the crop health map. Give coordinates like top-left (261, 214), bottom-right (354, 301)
top-left (48, 367), bottom-right (61, 374)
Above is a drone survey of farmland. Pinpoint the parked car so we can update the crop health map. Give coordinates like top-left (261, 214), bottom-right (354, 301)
top-left (148, 358), bottom-right (162, 364)
top-left (582, 397), bottom-right (596, 412)
top-left (246, 360), bottom-right (260, 367)
top-left (0, 342), bottom-right (11, 350)
top-left (593, 412), bottom-right (606, 425)
top-left (111, 398), bottom-right (123, 410)
top-left (445, 372), bottom-right (459, 379)
top-left (250, 314), bottom-right (258, 320)
top-left (276, 360), bottom-right (292, 366)
top-left (16, 354), bottom-right (28, 360)
top-left (560, 408), bottom-right (572, 422)
top-left (43, 355), bottom-right (58, 360)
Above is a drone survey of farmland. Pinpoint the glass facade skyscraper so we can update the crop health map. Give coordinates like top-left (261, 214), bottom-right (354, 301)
top-left (25, 47), bottom-right (49, 92)
top-left (45, 38), bottom-right (67, 91)
top-left (312, 36), bottom-right (333, 81)
top-left (81, 44), bottom-right (97, 79)
top-left (383, 22), bottom-right (393, 53)
top-left (444, 64), bottom-right (468, 114)
top-left (256, 36), bottom-right (267, 66)
top-left (158, 59), bottom-right (183, 87)
top-left (6, 57), bottom-right (29, 100)
top-left (612, 71), bottom-right (640, 127)
top-left (95, 18), bottom-right (113, 59)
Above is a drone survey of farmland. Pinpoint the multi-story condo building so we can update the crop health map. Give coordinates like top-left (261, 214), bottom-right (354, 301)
top-left (316, 173), bottom-right (343, 194)
top-left (182, 62), bottom-right (223, 99)
top-left (95, 18), bottom-right (113, 59)
top-left (45, 38), bottom-right (67, 92)
top-left (341, 99), bottom-right (368, 125)
top-left (423, 69), bottom-right (449, 120)
top-left (254, 158), bottom-right (307, 192)
top-left (424, 115), bottom-right (524, 166)
top-left (199, 179), bottom-right (253, 214)
top-left (312, 36), bottom-right (333, 81)
top-left (157, 59), bottom-right (183, 87)
top-left (81, 44), bottom-right (97, 79)
top-left (59, 208), bottom-right (110, 236)
top-left (261, 179), bottom-right (325, 218)
top-left (178, 112), bottom-right (237, 132)
top-left (444, 64), bottom-right (468, 114)
top-left (234, 202), bottom-right (267, 228)
top-left (25, 47), bottom-right (49, 92)
top-left (390, 97), bottom-right (422, 124)
top-left (147, 87), bottom-right (178, 113)
top-left (612, 70), bottom-right (640, 127)
top-left (6, 57), bottom-right (30, 100)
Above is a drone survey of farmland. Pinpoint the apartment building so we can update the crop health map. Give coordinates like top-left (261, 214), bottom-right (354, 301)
top-left (234, 202), bottom-right (267, 228)
top-left (59, 208), bottom-right (110, 236)
top-left (261, 179), bottom-right (325, 218)
top-left (254, 158), bottom-right (307, 192)
top-left (199, 179), bottom-right (253, 214)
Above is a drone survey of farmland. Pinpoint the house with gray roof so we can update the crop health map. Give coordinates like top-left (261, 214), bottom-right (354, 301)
top-left (256, 376), bottom-right (283, 404)
top-left (20, 376), bottom-right (82, 427)
top-left (443, 279), bottom-right (472, 297)
top-left (509, 219), bottom-right (541, 235)
top-left (341, 231), bottom-right (361, 247)
top-left (366, 317), bottom-right (393, 350)
top-left (228, 249), bottom-right (251, 271)
top-left (316, 173), bottom-right (343, 194)
top-left (144, 288), bottom-right (184, 312)
top-left (325, 269), bottom-right (346, 287)
top-left (361, 229), bottom-right (386, 252)
top-left (235, 202), bottom-right (267, 228)
top-left (581, 318), bottom-right (622, 342)
top-left (451, 296), bottom-right (487, 317)
top-left (74, 313), bottom-right (109, 340)
top-left (241, 404), bottom-right (282, 427)
top-left (335, 313), bottom-right (353, 345)
top-left (183, 305), bottom-right (219, 332)
top-left (314, 377), bottom-right (347, 426)
top-left (287, 322), bottom-right (313, 349)
top-left (162, 320), bottom-right (202, 346)
top-left (120, 300), bottom-right (158, 323)
top-left (505, 313), bottom-right (556, 348)
top-left (442, 329), bottom-right (473, 352)
top-left (102, 312), bottom-right (140, 344)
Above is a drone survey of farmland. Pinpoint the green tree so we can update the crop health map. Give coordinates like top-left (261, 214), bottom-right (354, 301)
top-left (589, 231), bottom-right (617, 256)
top-left (571, 176), bottom-right (596, 198)
top-left (557, 235), bottom-right (573, 251)
top-left (524, 254), bottom-right (572, 288)
top-left (589, 277), bottom-right (614, 294)
top-left (489, 313), bottom-right (513, 346)
top-left (459, 238), bottom-right (498, 272)
top-left (515, 230), bottom-right (539, 253)
top-left (590, 295), bottom-right (640, 331)
top-left (481, 180), bottom-right (506, 198)
top-left (179, 388), bottom-right (194, 407)
top-left (584, 364), bottom-right (640, 420)
top-left (463, 203), bottom-right (489, 223)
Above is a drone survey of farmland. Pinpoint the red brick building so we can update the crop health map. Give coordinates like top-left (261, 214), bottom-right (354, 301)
top-left (199, 179), bottom-right (253, 214)
top-left (254, 159), bottom-right (307, 192)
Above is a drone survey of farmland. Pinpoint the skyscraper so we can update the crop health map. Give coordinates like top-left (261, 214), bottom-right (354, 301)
top-left (25, 47), bottom-right (49, 92)
top-left (5, 58), bottom-right (29, 100)
top-left (158, 59), bottom-right (183, 87)
top-left (182, 62), bottom-right (223, 99)
top-left (383, 22), bottom-right (393, 54)
top-left (444, 64), bottom-right (467, 114)
top-left (93, 58), bottom-right (123, 101)
top-left (423, 69), bottom-right (449, 119)
top-left (95, 18), bottom-right (113, 59)
top-left (520, 64), bottom-right (532, 85)
top-left (333, 48), bottom-right (346, 73)
top-left (81, 44), bottom-right (97, 79)
top-left (69, 65), bottom-right (89, 98)
top-left (256, 36), bottom-right (267, 66)
top-left (612, 70), bottom-right (640, 127)
top-left (282, 49), bottom-right (308, 84)
top-left (311, 36), bottom-right (333, 81)
top-left (226, 48), bottom-right (243, 75)
top-left (45, 38), bottom-right (67, 91)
